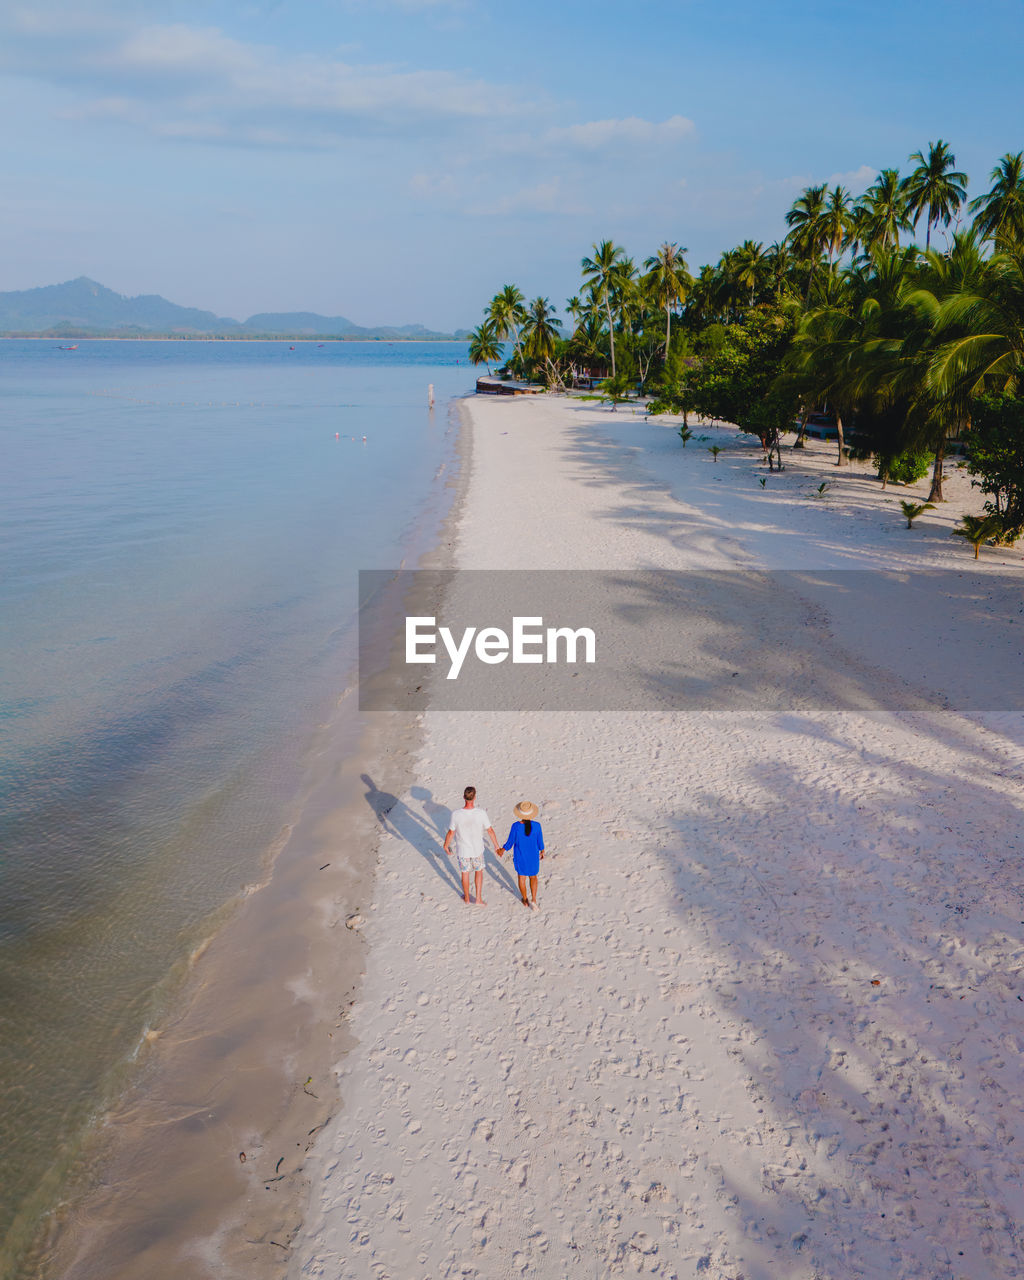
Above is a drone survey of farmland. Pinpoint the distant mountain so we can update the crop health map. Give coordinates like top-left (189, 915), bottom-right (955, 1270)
top-left (239, 312), bottom-right (454, 339)
top-left (0, 277), bottom-right (462, 339)
top-left (0, 277), bottom-right (240, 334)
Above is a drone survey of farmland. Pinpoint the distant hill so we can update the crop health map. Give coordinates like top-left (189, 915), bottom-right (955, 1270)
top-left (0, 277), bottom-right (464, 339)
top-left (240, 311), bottom-right (456, 339)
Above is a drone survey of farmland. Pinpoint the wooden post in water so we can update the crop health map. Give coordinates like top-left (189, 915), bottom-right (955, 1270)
top-left (428, 383), bottom-right (435, 408)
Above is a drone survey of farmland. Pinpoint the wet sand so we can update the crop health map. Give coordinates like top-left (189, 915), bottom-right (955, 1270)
top-left (30, 402), bottom-right (471, 1280)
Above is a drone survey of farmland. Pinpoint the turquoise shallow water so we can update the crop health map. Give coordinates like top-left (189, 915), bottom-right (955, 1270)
top-left (0, 339), bottom-right (470, 1259)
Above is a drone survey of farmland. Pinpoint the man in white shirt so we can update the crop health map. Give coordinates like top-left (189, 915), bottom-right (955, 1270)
top-left (443, 785), bottom-right (500, 906)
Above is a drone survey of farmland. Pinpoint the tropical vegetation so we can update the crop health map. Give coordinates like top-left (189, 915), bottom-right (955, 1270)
top-left (467, 141), bottom-right (1024, 552)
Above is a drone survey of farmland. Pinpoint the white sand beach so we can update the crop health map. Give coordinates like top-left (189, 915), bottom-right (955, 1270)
top-left (292, 395), bottom-right (1024, 1280)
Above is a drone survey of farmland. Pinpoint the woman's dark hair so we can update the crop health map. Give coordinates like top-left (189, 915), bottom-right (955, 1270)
top-left (523, 818), bottom-right (532, 835)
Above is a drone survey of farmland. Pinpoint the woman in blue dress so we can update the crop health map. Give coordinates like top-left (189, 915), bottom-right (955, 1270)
top-left (500, 801), bottom-right (545, 910)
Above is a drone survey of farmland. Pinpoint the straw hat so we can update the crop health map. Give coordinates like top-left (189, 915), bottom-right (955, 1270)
top-left (514, 801), bottom-right (539, 821)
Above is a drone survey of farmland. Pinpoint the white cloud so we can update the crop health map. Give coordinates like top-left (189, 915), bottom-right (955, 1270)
top-left (409, 170), bottom-right (463, 200)
top-left (827, 164), bottom-right (876, 193)
top-left (544, 114), bottom-right (696, 152)
top-left (0, 10), bottom-right (525, 147)
top-left (468, 178), bottom-right (590, 218)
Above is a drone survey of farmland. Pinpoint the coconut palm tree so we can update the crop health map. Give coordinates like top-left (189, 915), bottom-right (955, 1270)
top-left (468, 321), bottom-right (502, 374)
top-left (952, 513), bottom-right (1003, 557)
top-left (821, 186), bottom-right (853, 268)
top-left (732, 240), bottom-right (767, 307)
top-left (762, 241), bottom-right (796, 303)
top-left (969, 153), bottom-right (1024, 249)
top-left (643, 242), bottom-right (691, 355)
top-left (565, 295), bottom-right (585, 336)
top-left (581, 240), bottom-right (627, 376)
top-left (904, 140), bottom-right (967, 250)
top-left (521, 297), bottom-right (561, 364)
top-left (900, 499), bottom-right (935, 527)
top-left (854, 170), bottom-right (913, 255)
top-left (487, 285), bottom-right (527, 365)
top-left (785, 184), bottom-right (828, 301)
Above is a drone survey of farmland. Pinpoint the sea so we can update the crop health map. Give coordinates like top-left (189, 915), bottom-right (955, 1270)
top-left (0, 338), bottom-right (472, 1271)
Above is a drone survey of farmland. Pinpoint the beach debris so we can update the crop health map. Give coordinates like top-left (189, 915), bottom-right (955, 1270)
top-left (346, 913), bottom-right (365, 930)
top-left (303, 1076), bottom-right (319, 1098)
top-left (275, 1157), bottom-right (284, 1174)
top-left (239, 1151), bottom-right (247, 1163)
top-left (319, 863), bottom-right (330, 871)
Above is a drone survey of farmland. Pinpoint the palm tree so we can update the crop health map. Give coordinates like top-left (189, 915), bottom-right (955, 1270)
top-left (521, 297), bottom-right (560, 364)
top-left (952, 513), bottom-right (1003, 557)
top-left (468, 321), bottom-right (502, 374)
top-left (610, 255), bottom-right (640, 343)
top-left (928, 241), bottom-right (1024, 392)
top-left (969, 153), bottom-right (1024, 249)
top-left (643, 242), bottom-right (691, 355)
top-left (821, 186), bottom-right (853, 268)
top-left (565, 295), bottom-right (584, 336)
top-left (488, 285), bottom-right (527, 365)
top-left (763, 241), bottom-right (796, 303)
top-left (899, 499), bottom-right (935, 527)
top-left (855, 170), bottom-right (913, 255)
top-left (581, 240), bottom-right (627, 376)
top-left (785, 184), bottom-right (829, 301)
top-left (904, 140), bottom-right (967, 250)
top-left (732, 240), bottom-right (766, 307)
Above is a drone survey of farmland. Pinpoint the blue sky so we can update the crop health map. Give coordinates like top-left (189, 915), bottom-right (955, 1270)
top-left (1, 0), bottom-right (1022, 328)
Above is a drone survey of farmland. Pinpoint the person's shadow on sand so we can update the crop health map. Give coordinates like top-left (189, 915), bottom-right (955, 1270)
top-left (409, 786), bottom-right (519, 900)
top-left (361, 774), bottom-right (463, 895)
top-left (362, 776), bottom-right (521, 902)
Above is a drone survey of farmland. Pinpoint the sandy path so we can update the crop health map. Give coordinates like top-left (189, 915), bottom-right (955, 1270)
top-left (292, 396), bottom-right (1024, 1280)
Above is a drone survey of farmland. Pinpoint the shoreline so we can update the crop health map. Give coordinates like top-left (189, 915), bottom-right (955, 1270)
top-left (28, 396), bottom-right (471, 1280)
top-left (289, 392), bottom-right (1024, 1279)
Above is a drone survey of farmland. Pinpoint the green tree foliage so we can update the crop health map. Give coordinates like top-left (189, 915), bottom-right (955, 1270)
top-left (581, 240), bottom-right (628, 377)
top-left (688, 308), bottom-right (799, 468)
top-left (969, 153), bottom-right (1024, 249)
top-left (886, 449), bottom-right (933, 485)
top-left (952, 513), bottom-right (1004, 557)
top-left (468, 321), bottom-right (502, 372)
top-left (899, 499), bottom-right (935, 527)
top-left (475, 143), bottom-right (1024, 503)
top-left (966, 392), bottom-right (1024, 534)
top-left (487, 285), bottom-right (527, 364)
top-left (643, 242), bottom-right (691, 356)
top-left (904, 141), bottom-right (967, 250)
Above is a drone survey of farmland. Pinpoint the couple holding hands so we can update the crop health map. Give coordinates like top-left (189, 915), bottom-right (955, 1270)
top-left (443, 786), bottom-right (545, 910)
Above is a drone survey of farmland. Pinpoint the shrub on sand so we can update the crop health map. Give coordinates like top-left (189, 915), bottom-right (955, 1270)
top-left (952, 513), bottom-right (1003, 558)
top-left (900, 500), bottom-right (935, 528)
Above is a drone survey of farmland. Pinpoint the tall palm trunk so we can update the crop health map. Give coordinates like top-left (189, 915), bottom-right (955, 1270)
top-left (928, 438), bottom-right (946, 502)
top-left (835, 412), bottom-right (848, 466)
top-left (605, 292), bottom-right (616, 377)
top-left (665, 303), bottom-right (671, 357)
top-left (793, 405), bottom-right (809, 449)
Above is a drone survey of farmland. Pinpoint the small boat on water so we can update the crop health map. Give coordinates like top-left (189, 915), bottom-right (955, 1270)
top-left (58, 344), bottom-right (79, 350)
